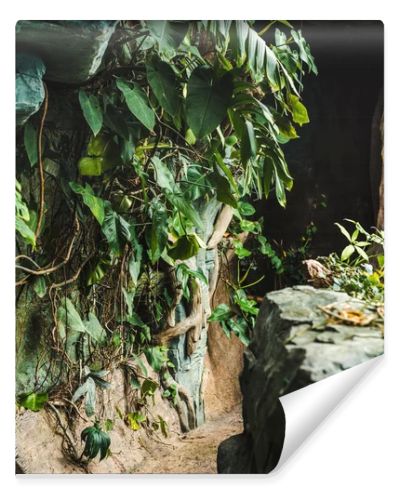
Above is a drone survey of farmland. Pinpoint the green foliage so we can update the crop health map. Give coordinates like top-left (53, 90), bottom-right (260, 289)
top-left (81, 422), bottom-right (111, 461)
top-left (319, 220), bottom-right (384, 303)
top-left (18, 392), bottom-right (48, 412)
top-left (79, 90), bottom-right (103, 136)
top-left (16, 20), bottom-right (316, 443)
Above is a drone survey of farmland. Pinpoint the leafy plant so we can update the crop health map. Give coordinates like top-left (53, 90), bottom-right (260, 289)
top-left (81, 421), bottom-right (111, 461)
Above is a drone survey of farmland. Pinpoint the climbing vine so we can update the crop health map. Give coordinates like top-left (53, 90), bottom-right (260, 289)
top-left (16, 20), bottom-right (316, 464)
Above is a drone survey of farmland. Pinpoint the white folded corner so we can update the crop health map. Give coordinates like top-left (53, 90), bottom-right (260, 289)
top-left (275, 355), bottom-right (383, 471)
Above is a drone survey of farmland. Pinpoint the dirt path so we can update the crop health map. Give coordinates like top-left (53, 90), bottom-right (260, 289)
top-left (131, 406), bottom-right (243, 474)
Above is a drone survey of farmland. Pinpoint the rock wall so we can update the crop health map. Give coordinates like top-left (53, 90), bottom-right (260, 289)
top-left (218, 286), bottom-right (384, 473)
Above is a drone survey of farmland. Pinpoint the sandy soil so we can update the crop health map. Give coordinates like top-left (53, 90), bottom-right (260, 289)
top-left (130, 406), bottom-right (243, 474)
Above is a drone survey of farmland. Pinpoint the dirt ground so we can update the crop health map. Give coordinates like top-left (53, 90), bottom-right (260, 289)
top-left (130, 406), bottom-right (243, 474)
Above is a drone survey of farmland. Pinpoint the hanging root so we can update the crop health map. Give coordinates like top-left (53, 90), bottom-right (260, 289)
top-left (34, 83), bottom-right (49, 243)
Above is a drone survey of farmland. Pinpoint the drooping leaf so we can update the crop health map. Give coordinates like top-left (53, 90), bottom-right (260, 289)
top-left (69, 182), bottom-right (105, 225)
top-left (168, 233), bottom-right (206, 261)
top-left (16, 218), bottom-right (36, 248)
top-left (263, 155), bottom-right (274, 198)
top-left (147, 58), bottom-right (180, 116)
top-left (209, 170), bottom-right (237, 208)
top-left (78, 90), bottom-right (103, 136)
top-left (116, 79), bottom-right (155, 131)
top-left (186, 66), bottom-right (233, 139)
top-left (274, 168), bottom-right (287, 208)
top-left (23, 121), bottom-right (38, 166)
top-left (288, 94), bottom-right (309, 126)
top-left (240, 119), bottom-right (257, 164)
top-left (146, 201), bottom-right (168, 264)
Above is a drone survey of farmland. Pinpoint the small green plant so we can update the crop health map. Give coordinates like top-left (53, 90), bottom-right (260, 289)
top-left (319, 220), bottom-right (384, 303)
top-left (81, 421), bottom-right (111, 462)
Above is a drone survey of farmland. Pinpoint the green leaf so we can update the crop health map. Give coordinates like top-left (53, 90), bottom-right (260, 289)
top-left (168, 233), bottom-right (205, 261)
top-left (335, 223), bottom-right (352, 242)
top-left (144, 346), bottom-right (169, 372)
top-left (209, 170), bottom-right (237, 208)
top-left (146, 21), bottom-right (187, 53)
top-left (288, 94), bottom-right (309, 126)
top-left (146, 202), bottom-right (168, 264)
top-left (341, 244), bottom-right (355, 261)
top-left (16, 217), bottom-right (36, 248)
top-left (19, 392), bottom-right (48, 412)
top-left (355, 245), bottom-right (369, 262)
top-left (263, 155), bottom-right (274, 198)
top-left (276, 116), bottom-right (298, 139)
top-left (33, 276), bottom-right (47, 298)
top-left (58, 298), bottom-right (86, 333)
top-left (274, 168), bottom-right (287, 208)
top-left (240, 119), bottom-right (257, 164)
top-left (152, 157), bottom-right (175, 191)
top-left (147, 59), bottom-right (179, 116)
top-left (116, 79), bottom-right (155, 131)
top-left (168, 194), bottom-right (204, 229)
top-left (69, 182), bottom-right (105, 225)
top-left (84, 312), bottom-right (107, 344)
top-left (208, 304), bottom-right (231, 322)
top-left (237, 201), bottom-right (255, 217)
top-left (186, 66), bottom-right (233, 139)
top-left (79, 90), bottom-right (103, 136)
top-left (23, 122), bottom-right (38, 166)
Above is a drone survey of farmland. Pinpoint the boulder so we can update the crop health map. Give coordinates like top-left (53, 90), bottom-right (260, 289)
top-left (16, 21), bottom-right (117, 84)
top-left (218, 285), bottom-right (384, 473)
top-left (16, 53), bottom-right (45, 126)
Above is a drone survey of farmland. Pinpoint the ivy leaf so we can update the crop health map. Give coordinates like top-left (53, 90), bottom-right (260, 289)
top-left (19, 392), bottom-right (48, 412)
top-left (69, 182), bottom-right (105, 225)
top-left (147, 59), bottom-right (179, 116)
top-left (288, 94), bottom-right (309, 126)
top-left (116, 79), bottom-right (155, 131)
top-left (186, 66), bottom-right (233, 139)
top-left (16, 218), bottom-right (36, 248)
top-left (78, 90), bottom-right (103, 136)
top-left (23, 122), bottom-right (38, 166)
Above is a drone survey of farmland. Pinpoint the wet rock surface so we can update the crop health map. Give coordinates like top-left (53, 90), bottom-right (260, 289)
top-left (218, 285), bottom-right (384, 474)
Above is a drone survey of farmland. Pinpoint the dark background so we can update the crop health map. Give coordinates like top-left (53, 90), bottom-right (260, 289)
top-left (257, 21), bottom-right (383, 260)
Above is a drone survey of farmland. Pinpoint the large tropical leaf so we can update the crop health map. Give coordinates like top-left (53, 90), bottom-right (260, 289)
top-left (116, 79), bottom-right (155, 131)
top-left (145, 21), bottom-right (187, 53)
top-left (147, 59), bottom-right (180, 116)
top-left (186, 66), bottom-right (233, 139)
